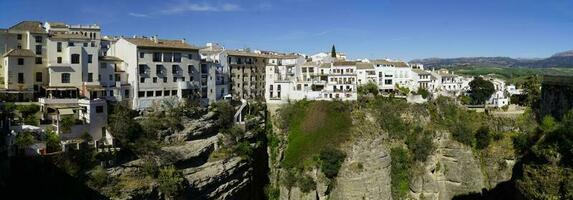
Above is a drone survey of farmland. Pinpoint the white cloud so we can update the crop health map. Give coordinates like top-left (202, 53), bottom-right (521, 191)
top-left (160, 1), bottom-right (242, 14)
top-left (128, 12), bottom-right (149, 17)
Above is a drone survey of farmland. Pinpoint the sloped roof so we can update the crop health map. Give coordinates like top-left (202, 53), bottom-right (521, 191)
top-left (125, 38), bottom-right (199, 51)
top-left (266, 54), bottom-right (301, 59)
top-left (99, 56), bottom-right (123, 62)
top-left (9, 21), bottom-right (46, 33)
top-left (302, 61), bottom-right (319, 66)
top-left (226, 50), bottom-right (267, 57)
top-left (50, 33), bottom-right (90, 40)
top-left (356, 63), bottom-right (375, 69)
top-left (412, 69), bottom-right (431, 75)
top-left (2, 49), bottom-right (36, 57)
top-left (371, 60), bottom-right (409, 67)
top-left (319, 63), bottom-right (331, 68)
top-left (332, 61), bottom-right (357, 66)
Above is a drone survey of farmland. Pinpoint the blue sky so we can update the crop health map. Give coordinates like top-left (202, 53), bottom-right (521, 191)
top-left (1, 0), bottom-right (572, 60)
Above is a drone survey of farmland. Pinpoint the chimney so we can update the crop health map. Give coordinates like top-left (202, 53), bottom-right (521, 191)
top-left (181, 38), bottom-right (186, 44)
top-left (152, 35), bottom-right (158, 43)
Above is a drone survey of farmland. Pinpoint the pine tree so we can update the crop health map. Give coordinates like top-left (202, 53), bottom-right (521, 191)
top-left (331, 45), bottom-right (336, 58)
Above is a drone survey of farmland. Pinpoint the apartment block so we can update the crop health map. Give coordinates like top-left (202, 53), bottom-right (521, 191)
top-left (0, 21), bottom-right (48, 101)
top-left (109, 36), bottom-right (201, 110)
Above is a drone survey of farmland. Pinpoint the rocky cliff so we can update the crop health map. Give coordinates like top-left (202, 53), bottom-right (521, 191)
top-left (99, 104), bottom-right (268, 200)
top-left (267, 99), bottom-right (517, 200)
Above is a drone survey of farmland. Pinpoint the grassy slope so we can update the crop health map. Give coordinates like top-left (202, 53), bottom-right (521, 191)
top-left (281, 101), bottom-right (351, 168)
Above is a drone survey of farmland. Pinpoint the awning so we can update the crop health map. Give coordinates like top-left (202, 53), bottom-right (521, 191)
top-left (85, 85), bottom-right (105, 91)
top-left (58, 108), bottom-right (75, 115)
top-left (49, 66), bottom-right (75, 73)
top-left (43, 86), bottom-right (78, 91)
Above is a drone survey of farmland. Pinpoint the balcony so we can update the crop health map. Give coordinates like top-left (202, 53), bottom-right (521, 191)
top-left (39, 98), bottom-right (78, 105)
top-left (178, 81), bottom-right (200, 90)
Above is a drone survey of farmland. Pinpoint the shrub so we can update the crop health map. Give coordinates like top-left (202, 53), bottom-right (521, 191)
top-left (319, 148), bottom-right (346, 179)
top-left (88, 166), bottom-right (108, 188)
top-left (417, 88), bottom-right (430, 99)
top-left (46, 130), bottom-right (61, 153)
top-left (15, 132), bottom-right (35, 148)
top-left (475, 126), bottom-right (491, 150)
top-left (60, 116), bottom-right (75, 133)
top-left (540, 115), bottom-right (557, 133)
top-left (264, 185), bottom-right (280, 200)
top-left (357, 82), bottom-right (379, 96)
top-left (391, 147), bottom-right (410, 200)
top-left (298, 175), bottom-right (316, 193)
top-left (158, 165), bottom-right (186, 199)
top-left (406, 130), bottom-right (435, 162)
top-left (235, 141), bottom-right (254, 160)
top-left (212, 102), bottom-right (235, 129)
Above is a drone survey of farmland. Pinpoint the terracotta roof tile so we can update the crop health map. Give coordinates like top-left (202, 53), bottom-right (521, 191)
top-left (126, 38), bottom-right (199, 51)
top-left (2, 49), bottom-right (36, 57)
top-left (9, 21), bottom-right (46, 33)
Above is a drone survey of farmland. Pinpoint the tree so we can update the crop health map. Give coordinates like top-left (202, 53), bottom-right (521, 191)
top-left (331, 45), bottom-right (336, 58)
top-left (475, 126), bottom-right (491, 150)
top-left (357, 82), bottom-right (379, 96)
top-left (522, 75), bottom-right (541, 108)
top-left (417, 88), bottom-right (430, 99)
top-left (158, 165), bottom-right (186, 199)
top-left (108, 103), bottom-right (142, 146)
top-left (60, 116), bottom-right (75, 133)
top-left (319, 148), bottom-right (346, 179)
top-left (469, 77), bottom-right (495, 105)
top-left (212, 102), bottom-right (235, 129)
top-left (46, 130), bottom-right (61, 153)
top-left (15, 132), bottom-right (35, 149)
top-left (540, 115), bottom-right (557, 133)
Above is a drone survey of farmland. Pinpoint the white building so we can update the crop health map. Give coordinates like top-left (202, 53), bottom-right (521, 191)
top-left (108, 36), bottom-right (201, 110)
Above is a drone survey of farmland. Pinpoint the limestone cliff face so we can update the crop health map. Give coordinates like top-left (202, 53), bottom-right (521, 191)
top-left (268, 109), bottom-right (516, 200)
top-left (103, 111), bottom-right (265, 200)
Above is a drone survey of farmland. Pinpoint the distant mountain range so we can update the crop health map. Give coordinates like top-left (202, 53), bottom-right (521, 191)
top-left (411, 50), bottom-right (573, 68)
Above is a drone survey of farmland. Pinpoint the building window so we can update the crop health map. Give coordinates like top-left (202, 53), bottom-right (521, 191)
top-left (17, 58), bottom-right (24, 65)
top-left (164, 90), bottom-right (170, 96)
top-left (163, 77), bottom-right (167, 83)
top-left (201, 64), bottom-right (208, 74)
top-left (98, 75), bottom-right (101, 81)
top-left (174, 53), bottom-right (181, 62)
top-left (18, 73), bottom-right (24, 84)
top-left (36, 72), bottom-right (42, 82)
top-left (61, 73), bottom-right (70, 83)
top-left (188, 65), bottom-right (194, 74)
top-left (385, 79), bottom-right (392, 85)
top-left (146, 91), bottom-right (153, 97)
top-left (57, 42), bottom-right (62, 52)
top-left (57, 57), bottom-right (62, 63)
top-left (100, 63), bottom-right (107, 68)
top-left (153, 52), bottom-right (161, 62)
top-left (153, 77), bottom-right (157, 83)
top-left (115, 74), bottom-right (121, 81)
top-left (109, 74), bottom-right (113, 81)
top-left (138, 91), bottom-right (145, 97)
top-left (88, 73), bottom-right (93, 82)
top-left (156, 65), bottom-right (163, 75)
top-left (125, 90), bottom-right (130, 98)
top-left (71, 54), bottom-right (80, 64)
top-left (173, 77), bottom-right (177, 82)
top-left (96, 106), bottom-right (104, 113)
top-left (140, 77), bottom-right (145, 83)
top-left (188, 54), bottom-right (193, 59)
top-left (164, 53), bottom-right (173, 62)
top-left (17, 34), bottom-right (22, 40)
top-left (35, 36), bottom-right (42, 43)
top-left (139, 52), bottom-right (144, 58)
top-left (88, 54), bottom-right (93, 63)
top-left (155, 91), bottom-right (162, 96)
top-left (172, 90), bottom-right (177, 95)
top-left (182, 77), bottom-right (185, 82)
top-left (172, 65), bottom-right (179, 74)
top-left (68, 42), bottom-right (74, 46)
top-left (83, 43), bottom-right (88, 47)
top-left (35, 45), bottom-right (42, 55)
top-left (91, 41), bottom-right (95, 47)
top-left (35, 57), bottom-right (42, 64)
top-left (109, 90), bottom-right (113, 96)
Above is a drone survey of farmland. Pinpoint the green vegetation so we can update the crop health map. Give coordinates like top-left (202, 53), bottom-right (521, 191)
top-left (87, 166), bottom-right (109, 188)
top-left (357, 82), bottom-right (379, 96)
top-left (416, 88), bottom-right (430, 99)
top-left (390, 147), bottom-right (410, 200)
top-left (319, 148), bottom-right (346, 179)
top-left (60, 115), bottom-right (75, 133)
top-left (469, 76), bottom-right (495, 104)
top-left (406, 129), bottom-right (435, 162)
top-left (157, 165), bottom-right (186, 199)
top-left (280, 100), bottom-right (351, 169)
top-left (451, 66), bottom-right (573, 85)
top-left (14, 132), bottom-right (35, 149)
top-left (298, 175), bottom-right (316, 193)
top-left (475, 126), bottom-right (491, 150)
top-left (514, 110), bottom-right (573, 199)
top-left (45, 130), bottom-right (61, 153)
